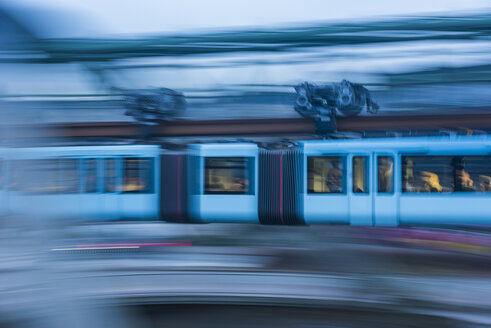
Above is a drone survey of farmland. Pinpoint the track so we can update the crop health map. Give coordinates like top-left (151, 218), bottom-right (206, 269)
top-left (3, 113), bottom-right (491, 139)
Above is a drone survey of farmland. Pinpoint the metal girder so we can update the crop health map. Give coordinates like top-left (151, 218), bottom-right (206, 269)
top-left (2, 113), bottom-right (491, 140)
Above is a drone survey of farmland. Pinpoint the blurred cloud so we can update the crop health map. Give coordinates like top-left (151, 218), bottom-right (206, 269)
top-left (2, 0), bottom-right (490, 37)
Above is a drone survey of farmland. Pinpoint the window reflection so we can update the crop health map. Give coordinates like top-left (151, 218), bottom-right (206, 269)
top-left (454, 156), bottom-right (491, 192)
top-left (307, 156), bottom-right (344, 193)
top-left (353, 156), bottom-right (368, 193)
top-left (9, 159), bottom-right (78, 194)
top-left (104, 158), bottom-right (118, 193)
top-left (123, 157), bottom-right (154, 193)
top-left (83, 159), bottom-right (98, 193)
top-left (58, 159), bottom-right (78, 193)
top-left (8, 160), bottom-right (21, 191)
top-left (378, 156), bottom-right (394, 193)
top-left (402, 156), bottom-right (453, 193)
top-left (402, 155), bottom-right (491, 193)
top-left (204, 157), bottom-right (252, 194)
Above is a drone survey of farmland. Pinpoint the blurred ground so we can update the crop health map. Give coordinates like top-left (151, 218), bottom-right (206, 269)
top-left (1, 221), bottom-right (490, 327)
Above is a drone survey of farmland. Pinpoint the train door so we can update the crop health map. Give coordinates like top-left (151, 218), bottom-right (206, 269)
top-left (349, 154), bottom-right (373, 226)
top-left (373, 153), bottom-right (398, 226)
top-left (303, 155), bottom-right (349, 224)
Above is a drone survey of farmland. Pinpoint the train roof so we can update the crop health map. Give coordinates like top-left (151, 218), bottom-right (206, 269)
top-left (299, 135), bottom-right (491, 153)
top-left (0, 144), bottom-right (161, 158)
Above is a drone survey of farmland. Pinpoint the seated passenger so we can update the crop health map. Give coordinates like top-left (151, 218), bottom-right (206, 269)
top-left (420, 171), bottom-right (443, 192)
top-left (326, 161), bottom-right (342, 193)
top-left (455, 168), bottom-right (474, 191)
top-left (478, 175), bottom-right (491, 192)
top-left (378, 159), bottom-right (393, 192)
top-left (404, 176), bottom-right (417, 192)
top-left (353, 185), bottom-right (364, 193)
top-left (208, 177), bottom-right (224, 191)
top-left (403, 159), bottom-right (417, 192)
top-left (124, 177), bottom-right (143, 192)
top-left (230, 177), bottom-right (245, 192)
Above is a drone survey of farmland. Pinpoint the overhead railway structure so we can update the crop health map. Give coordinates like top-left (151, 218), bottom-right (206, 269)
top-left (2, 112), bottom-right (491, 140)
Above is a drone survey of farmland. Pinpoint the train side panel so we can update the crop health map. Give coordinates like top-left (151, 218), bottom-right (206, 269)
top-left (188, 143), bottom-right (259, 223)
top-left (299, 136), bottom-right (491, 227)
top-left (2, 145), bottom-right (161, 221)
top-left (399, 194), bottom-right (491, 225)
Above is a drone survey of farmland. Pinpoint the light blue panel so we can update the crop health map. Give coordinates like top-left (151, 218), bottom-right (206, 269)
top-left (350, 194), bottom-right (372, 226)
top-left (188, 194), bottom-right (201, 222)
top-left (188, 143), bottom-right (259, 223)
top-left (80, 194), bottom-right (102, 219)
top-left (303, 195), bottom-right (349, 224)
top-left (200, 195), bottom-right (258, 223)
top-left (121, 194), bottom-right (159, 219)
top-left (373, 194), bottom-right (398, 226)
top-left (400, 195), bottom-right (491, 225)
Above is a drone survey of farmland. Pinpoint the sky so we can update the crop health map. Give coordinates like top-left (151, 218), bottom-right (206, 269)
top-left (1, 0), bottom-right (490, 96)
top-left (3, 0), bottom-right (491, 37)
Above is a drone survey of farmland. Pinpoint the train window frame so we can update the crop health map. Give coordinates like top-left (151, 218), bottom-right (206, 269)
top-left (307, 155), bottom-right (346, 194)
top-left (8, 158), bottom-right (80, 195)
top-left (401, 154), bottom-right (491, 194)
top-left (453, 155), bottom-right (491, 193)
top-left (104, 158), bottom-right (120, 193)
top-left (401, 155), bottom-right (454, 194)
top-left (22, 159), bottom-right (59, 194)
top-left (8, 160), bottom-right (22, 192)
top-left (377, 155), bottom-right (394, 194)
top-left (203, 156), bottom-right (254, 195)
top-left (81, 158), bottom-right (99, 193)
top-left (352, 156), bottom-right (369, 194)
top-left (122, 157), bottom-right (154, 194)
top-left (57, 158), bottom-right (79, 194)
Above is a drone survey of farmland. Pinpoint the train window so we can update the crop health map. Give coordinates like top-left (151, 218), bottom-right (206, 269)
top-left (58, 159), bottom-right (78, 193)
top-left (454, 156), bottom-right (491, 192)
top-left (104, 158), bottom-right (119, 193)
top-left (402, 156), bottom-right (454, 193)
top-left (353, 156), bottom-right (369, 193)
top-left (16, 159), bottom-right (79, 194)
top-left (83, 159), bottom-right (98, 193)
top-left (8, 160), bottom-right (22, 191)
top-left (377, 156), bottom-right (394, 193)
top-left (204, 157), bottom-right (253, 195)
top-left (123, 157), bottom-right (154, 193)
top-left (24, 159), bottom-right (59, 194)
top-left (307, 156), bottom-right (345, 194)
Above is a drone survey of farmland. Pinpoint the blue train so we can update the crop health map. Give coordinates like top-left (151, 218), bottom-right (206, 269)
top-left (0, 136), bottom-right (490, 226)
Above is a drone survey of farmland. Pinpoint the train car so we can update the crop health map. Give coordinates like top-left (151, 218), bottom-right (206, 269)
top-left (0, 145), bottom-right (160, 220)
top-left (299, 136), bottom-right (491, 226)
top-left (187, 143), bottom-right (259, 223)
top-left (1, 136), bottom-right (490, 227)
